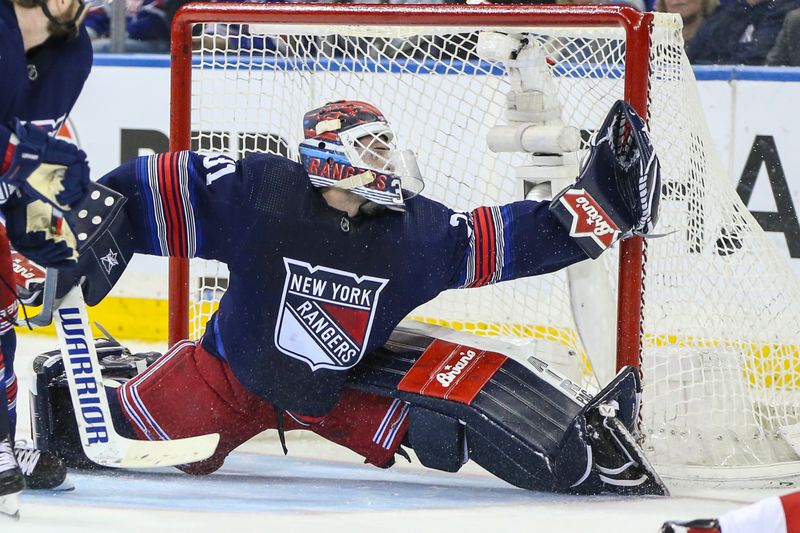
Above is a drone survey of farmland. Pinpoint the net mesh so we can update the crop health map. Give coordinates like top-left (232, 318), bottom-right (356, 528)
top-left (182, 12), bottom-right (800, 481)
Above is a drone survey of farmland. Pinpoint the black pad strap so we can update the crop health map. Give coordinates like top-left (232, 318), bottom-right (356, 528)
top-left (407, 407), bottom-right (465, 472)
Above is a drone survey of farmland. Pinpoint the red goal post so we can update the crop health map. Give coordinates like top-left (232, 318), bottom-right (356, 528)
top-left (167, 2), bottom-right (653, 371)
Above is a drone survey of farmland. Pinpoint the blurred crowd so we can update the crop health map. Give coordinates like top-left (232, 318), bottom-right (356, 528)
top-left (88, 0), bottom-right (800, 66)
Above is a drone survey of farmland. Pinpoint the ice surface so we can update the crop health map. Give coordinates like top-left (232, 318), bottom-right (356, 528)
top-left (4, 334), bottom-right (792, 533)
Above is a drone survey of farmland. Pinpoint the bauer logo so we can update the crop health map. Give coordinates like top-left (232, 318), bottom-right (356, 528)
top-left (558, 188), bottom-right (620, 249)
top-left (57, 307), bottom-right (110, 445)
top-left (275, 258), bottom-right (389, 371)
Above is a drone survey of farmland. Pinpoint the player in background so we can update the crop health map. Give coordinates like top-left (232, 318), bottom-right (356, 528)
top-left (31, 99), bottom-right (664, 495)
top-left (0, 0), bottom-right (94, 519)
top-left (662, 490), bottom-right (800, 533)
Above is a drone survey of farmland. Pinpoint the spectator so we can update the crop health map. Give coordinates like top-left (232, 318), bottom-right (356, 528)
top-left (657, 0), bottom-right (719, 45)
top-left (687, 0), bottom-right (800, 64)
top-left (85, 0), bottom-right (170, 53)
top-left (558, 0), bottom-right (647, 13)
top-left (767, 7), bottom-right (800, 64)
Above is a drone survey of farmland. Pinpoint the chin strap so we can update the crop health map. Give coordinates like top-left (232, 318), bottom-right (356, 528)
top-left (36, 0), bottom-right (86, 40)
top-left (332, 170), bottom-right (376, 190)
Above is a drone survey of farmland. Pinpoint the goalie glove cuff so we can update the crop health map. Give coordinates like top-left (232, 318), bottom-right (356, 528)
top-left (549, 100), bottom-right (662, 259)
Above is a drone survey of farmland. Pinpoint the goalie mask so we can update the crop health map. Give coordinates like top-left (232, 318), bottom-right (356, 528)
top-left (298, 100), bottom-right (424, 212)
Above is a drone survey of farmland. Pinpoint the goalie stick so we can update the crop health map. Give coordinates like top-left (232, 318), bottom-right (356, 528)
top-left (53, 283), bottom-right (220, 468)
top-left (27, 266), bottom-right (58, 328)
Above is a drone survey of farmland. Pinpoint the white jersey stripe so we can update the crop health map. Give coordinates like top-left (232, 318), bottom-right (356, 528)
top-left (146, 154), bottom-right (170, 255)
top-left (177, 151), bottom-right (197, 258)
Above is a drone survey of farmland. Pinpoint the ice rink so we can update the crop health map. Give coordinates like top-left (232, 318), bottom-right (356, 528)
top-left (4, 334), bottom-right (794, 532)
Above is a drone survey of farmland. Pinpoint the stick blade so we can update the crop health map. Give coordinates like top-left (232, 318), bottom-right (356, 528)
top-left (84, 433), bottom-right (221, 469)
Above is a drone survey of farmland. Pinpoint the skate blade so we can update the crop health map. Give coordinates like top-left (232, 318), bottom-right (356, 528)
top-left (48, 476), bottom-right (75, 492)
top-left (26, 476), bottom-right (75, 492)
top-left (0, 492), bottom-right (20, 521)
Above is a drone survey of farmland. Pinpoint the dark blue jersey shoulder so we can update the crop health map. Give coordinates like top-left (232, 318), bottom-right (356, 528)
top-left (0, 0), bottom-right (92, 131)
top-left (96, 150), bottom-right (313, 265)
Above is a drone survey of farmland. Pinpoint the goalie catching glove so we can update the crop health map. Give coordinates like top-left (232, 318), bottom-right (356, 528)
top-left (549, 100), bottom-right (661, 259)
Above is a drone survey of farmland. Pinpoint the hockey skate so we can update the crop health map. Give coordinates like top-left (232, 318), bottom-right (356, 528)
top-left (14, 440), bottom-right (72, 491)
top-left (558, 366), bottom-right (669, 496)
top-left (587, 367), bottom-right (667, 496)
top-left (0, 437), bottom-right (23, 521)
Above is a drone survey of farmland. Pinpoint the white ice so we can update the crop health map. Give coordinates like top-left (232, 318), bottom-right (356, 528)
top-left (4, 334), bottom-right (792, 533)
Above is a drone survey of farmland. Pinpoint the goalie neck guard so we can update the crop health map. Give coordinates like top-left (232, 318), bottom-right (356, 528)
top-left (298, 100), bottom-right (424, 212)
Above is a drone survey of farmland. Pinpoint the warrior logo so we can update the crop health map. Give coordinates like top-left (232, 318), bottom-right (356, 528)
top-left (557, 188), bottom-right (620, 249)
top-left (275, 258), bottom-right (389, 371)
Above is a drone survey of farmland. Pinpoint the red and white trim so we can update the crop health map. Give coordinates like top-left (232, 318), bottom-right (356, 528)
top-left (372, 398), bottom-right (409, 450)
top-left (117, 340), bottom-right (195, 441)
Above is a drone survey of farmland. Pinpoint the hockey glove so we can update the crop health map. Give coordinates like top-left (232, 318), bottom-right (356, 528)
top-left (11, 248), bottom-right (47, 306)
top-left (3, 193), bottom-right (78, 269)
top-left (660, 519), bottom-right (720, 533)
top-left (549, 100), bottom-right (661, 259)
top-left (2, 120), bottom-right (90, 211)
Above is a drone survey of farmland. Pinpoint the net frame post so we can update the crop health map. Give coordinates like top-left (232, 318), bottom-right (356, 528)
top-left (167, 3), bottom-right (653, 364)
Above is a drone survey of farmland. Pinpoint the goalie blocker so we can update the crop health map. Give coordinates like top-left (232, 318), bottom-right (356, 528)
top-left (10, 180), bottom-right (136, 312)
top-left (30, 325), bottom-right (667, 495)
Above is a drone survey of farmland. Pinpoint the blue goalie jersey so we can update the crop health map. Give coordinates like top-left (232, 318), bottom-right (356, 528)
top-left (99, 151), bottom-right (589, 416)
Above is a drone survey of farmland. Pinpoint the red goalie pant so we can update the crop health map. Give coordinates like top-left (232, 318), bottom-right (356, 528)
top-left (116, 340), bottom-right (410, 475)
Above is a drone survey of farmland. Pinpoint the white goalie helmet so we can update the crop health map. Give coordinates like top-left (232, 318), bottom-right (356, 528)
top-left (298, 100), bottom-right (424, 212)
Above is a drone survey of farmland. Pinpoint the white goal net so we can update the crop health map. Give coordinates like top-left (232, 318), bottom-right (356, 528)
top-left (172, 4), bottom-right (800, 485)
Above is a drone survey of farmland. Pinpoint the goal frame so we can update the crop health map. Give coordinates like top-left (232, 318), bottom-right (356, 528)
top-left (167, 3), bottom-right (654, 374)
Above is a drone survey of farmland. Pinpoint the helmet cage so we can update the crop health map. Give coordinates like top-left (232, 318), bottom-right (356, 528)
top-left (299, 140), bottom-right (410, 210)
top-left (299, 118), bottom-right (424, 211)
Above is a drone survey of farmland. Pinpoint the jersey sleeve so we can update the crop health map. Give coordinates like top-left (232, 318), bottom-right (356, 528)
top-left (97, 150), bottom-right (257, 264)
top-left (83, 7), bottom-right (110, 38)
top-left (127, 0), bottom-right (170, 41)
top-left (446, 199), bottom-right (589, 290)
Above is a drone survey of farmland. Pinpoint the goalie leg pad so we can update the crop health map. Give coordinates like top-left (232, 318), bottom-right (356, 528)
top-left (350, 327), bottom-right (667, 495)
top-left (349, 329), bottom-right (589, 492)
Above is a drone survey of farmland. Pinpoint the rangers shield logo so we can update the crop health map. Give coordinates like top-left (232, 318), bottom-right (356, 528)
top-left (275, 258), bottom-right (389, 371)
